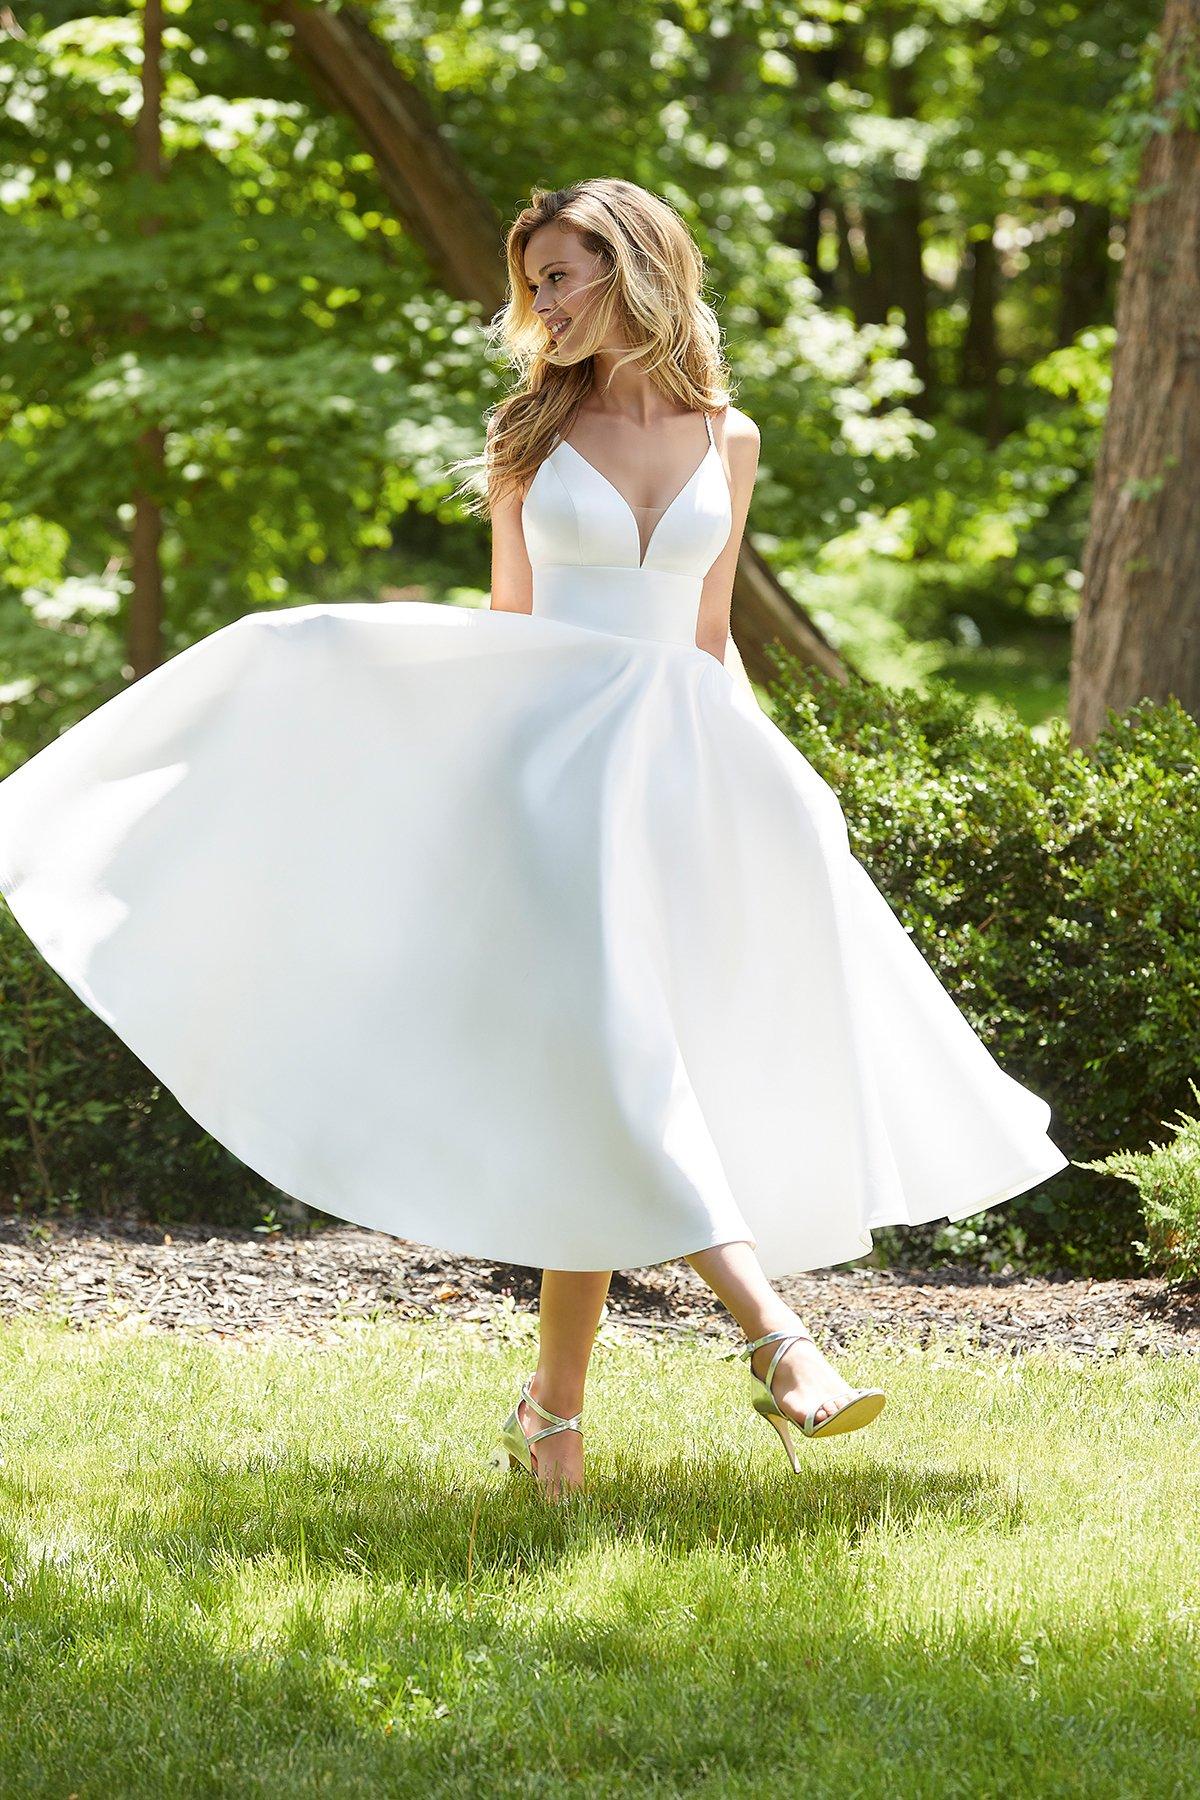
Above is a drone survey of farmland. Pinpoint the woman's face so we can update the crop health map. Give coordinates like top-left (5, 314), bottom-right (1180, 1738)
top-left (522, 221), bottom-right (609, 355)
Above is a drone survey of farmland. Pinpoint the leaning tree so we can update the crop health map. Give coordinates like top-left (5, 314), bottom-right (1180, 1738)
top-left (269, 0), bottom-right (851, 690)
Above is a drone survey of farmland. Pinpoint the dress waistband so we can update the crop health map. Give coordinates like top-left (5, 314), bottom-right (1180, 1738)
top-left (531, 564), bottom-right (702, 648)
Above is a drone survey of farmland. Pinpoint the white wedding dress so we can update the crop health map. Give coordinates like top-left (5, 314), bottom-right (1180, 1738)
top-left (0, 411), bottom-right (1068, 1276)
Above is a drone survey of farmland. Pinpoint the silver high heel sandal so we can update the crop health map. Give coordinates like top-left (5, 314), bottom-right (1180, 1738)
top-left (742, 1328), bottom-right (886, 1472)
top-left (490, 1375), bottom-right (584, 1480)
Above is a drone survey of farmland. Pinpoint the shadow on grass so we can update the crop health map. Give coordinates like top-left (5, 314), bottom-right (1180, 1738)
top-left (0, 1492), bottom-right (1195, 1798)
top-left (32, 1446), bottom-right (1027, 1587)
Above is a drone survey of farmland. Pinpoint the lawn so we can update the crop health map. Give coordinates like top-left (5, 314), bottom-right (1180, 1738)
top-left (1, 1313), bottom-right (1197, 1797)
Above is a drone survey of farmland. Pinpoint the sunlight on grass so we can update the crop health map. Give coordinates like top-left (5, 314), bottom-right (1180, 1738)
top-left (784, 553), bottom-right (1072, 732)
top-left (1, 1317), bottom-right (1196, 1796)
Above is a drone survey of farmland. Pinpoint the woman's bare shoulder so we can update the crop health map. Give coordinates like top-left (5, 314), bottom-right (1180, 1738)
top-left (721, 403), bottom-right (760, 446)
top-left (712, 402), bottom-right (760, 458)
top-left (712, 403), bottom-right (760, 481)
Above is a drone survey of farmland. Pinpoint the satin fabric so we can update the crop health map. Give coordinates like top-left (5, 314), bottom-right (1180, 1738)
top-left (0, 412), bottom-right (1068, 1274)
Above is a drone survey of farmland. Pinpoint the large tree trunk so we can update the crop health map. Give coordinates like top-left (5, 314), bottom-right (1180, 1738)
top-left (271, 0), bottom-right (504, 308)
top-left (270, 0), bottom-right (853, 685)
top-left (1069, 0), bottom-right (1200, 745)
top-left (128, 0), bottom-right (166, 678)
top-left (725, 540), bottom-right (847, 688)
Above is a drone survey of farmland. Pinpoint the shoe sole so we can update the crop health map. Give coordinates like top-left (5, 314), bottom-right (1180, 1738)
top-left (806, 1388), bottom-right (886, 1437)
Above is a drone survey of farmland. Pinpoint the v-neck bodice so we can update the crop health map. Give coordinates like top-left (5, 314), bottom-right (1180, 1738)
top-left (520, 409), bottom-right (734, 648)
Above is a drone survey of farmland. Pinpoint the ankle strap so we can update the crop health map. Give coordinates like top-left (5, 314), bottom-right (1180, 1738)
top-left (742, 1328), bottom-right (814, 1358)
top-left (520, 1376), bottom-right (583, 1437)
top-left (741, 1328), bottom-right (814, 1400)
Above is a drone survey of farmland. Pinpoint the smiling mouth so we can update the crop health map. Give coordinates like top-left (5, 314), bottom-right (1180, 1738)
top-left (546, 315), bottom-right (571, 339)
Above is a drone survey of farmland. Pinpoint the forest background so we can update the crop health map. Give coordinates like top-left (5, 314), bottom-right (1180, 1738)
top-left (1, 0), bottom-right (1198, 1280)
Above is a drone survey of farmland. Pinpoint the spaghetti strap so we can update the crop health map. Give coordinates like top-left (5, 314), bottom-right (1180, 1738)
top-left (704, 411), bottom-right (715, 446)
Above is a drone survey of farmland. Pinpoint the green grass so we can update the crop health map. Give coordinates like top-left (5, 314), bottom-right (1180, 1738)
top-left (781, 554), bottom-right (1073, 733)
top-left (1, 1314), bottom-right (1197, 1797)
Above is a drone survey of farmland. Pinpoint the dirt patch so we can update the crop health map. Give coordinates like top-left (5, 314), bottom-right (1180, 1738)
top-left (2, 1215), bottom-right (1197, 1357)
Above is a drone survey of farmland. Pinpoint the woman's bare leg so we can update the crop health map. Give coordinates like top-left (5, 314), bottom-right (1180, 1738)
top-left (521, 1268), bottom-right (612, 1494)
top-left (685, 1240), bottom-right (862, 1428)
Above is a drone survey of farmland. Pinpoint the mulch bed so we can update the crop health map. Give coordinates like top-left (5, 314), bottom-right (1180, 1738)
top-left (2, 1214), bottom-right (1198, 1358)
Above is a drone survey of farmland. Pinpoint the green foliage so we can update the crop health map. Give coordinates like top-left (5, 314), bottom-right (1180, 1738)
top-left (0, 0), bottom-right (947, 750)
top-left (766, 656), bottom-right (1200, 1275)
top-left (4, 668), bottom-right (1195, 1273)
top-left (0, 0), bottom-right (1173, 762)
top-left (0, 2), bottom-right (502, 668)
top-left (1, 1), bottom-right (1195, 1273)
top-left (1081, 1083), bottom-right (1200, 1287)
top-left (0, 903), bottom-right (280, 1227)
top-left (0, 580), bottom-right (130, 778)
top-left (0, 0), bottom-right (1163, 686)
top-left (816, 328), bottom-right (1112, 606)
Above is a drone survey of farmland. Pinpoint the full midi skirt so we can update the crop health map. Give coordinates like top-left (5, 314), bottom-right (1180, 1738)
top-left (0, 601), bottom-right (1070, 1277)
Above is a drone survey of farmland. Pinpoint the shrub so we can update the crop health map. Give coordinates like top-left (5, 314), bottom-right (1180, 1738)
top-left (3, 660), bottom-right (1197, 1272)
top-left (0, 907), bottom-right (279, 1230)
top-left (766, 654), bottom-right (1200, 1275)
top-left (1080, 1083), bottom-right (1200, 1287)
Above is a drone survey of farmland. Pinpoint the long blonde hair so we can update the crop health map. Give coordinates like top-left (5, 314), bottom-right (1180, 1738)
top-left (447, 178), bottom-right (734, 515)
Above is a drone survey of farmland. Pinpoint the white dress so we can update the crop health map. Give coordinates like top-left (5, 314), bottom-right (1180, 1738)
top-left (0, 411), bottom-right (1069, 1277)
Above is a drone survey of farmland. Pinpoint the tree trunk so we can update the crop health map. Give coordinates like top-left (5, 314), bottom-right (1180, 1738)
top-left (782, 41), bottom-right (851, 307)
top-left (775, 190), bottom-right (836, 303)
top-left (725, 539), bottom-right (847, 688)
top-left (883, 46), bottom-right (934, 413)
top-left (1056, 200), bottom-right (1113, 346)
top-left (960, 224), bottom-right (1003, 445)
top-left (801, 191), bottom-right (836, 301)
top-left (1069, 0), bottom-right (1200, 744)
top-left (893, 185), bottom-right (933, 406)
top-left (841, 198), bottom-right (889, 325)
top-left (129, 0), bottom-right (166, 678)
top-left (270, 0), bottom-right (853, 685)
top-left (270, 0), bottom-right (507, 310)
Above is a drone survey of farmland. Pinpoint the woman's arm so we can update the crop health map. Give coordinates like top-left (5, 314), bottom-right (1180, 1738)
top-left (487, 418), bottom-right (535, 615)
top-left (694, 405), bottom-right (761, 663)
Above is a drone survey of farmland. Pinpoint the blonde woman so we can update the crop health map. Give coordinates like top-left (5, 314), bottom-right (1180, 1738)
top-left (0, 179), bottom-right (1068, 1499)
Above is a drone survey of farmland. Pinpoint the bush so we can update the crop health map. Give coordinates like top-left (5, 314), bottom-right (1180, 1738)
top-left (766, 654), bottom-right (1200, 1275)
top-left (3, 660), bottom-right (1197, 1273)
top-left (0, 907), bottom-right (280, 1231)
top-left (1080, 1083), bottom-right (1200, 1287)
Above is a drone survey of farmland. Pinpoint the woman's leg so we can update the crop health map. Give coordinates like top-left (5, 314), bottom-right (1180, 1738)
top-left (521, 1268), bottom-right (612, 1493)
top-left (685, 1240), bottom-right (862, 1428)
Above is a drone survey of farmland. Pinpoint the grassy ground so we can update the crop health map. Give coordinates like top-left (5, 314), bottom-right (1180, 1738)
top-left (781, 555), bottom-right (1073, 733)
top-left (1, 1314), bottom-right (1197, 1798)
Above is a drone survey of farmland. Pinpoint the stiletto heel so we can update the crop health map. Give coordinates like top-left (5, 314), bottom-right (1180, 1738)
top-left (489, 1375), bottom-right (584, 1480)
top-left (761, 1407), bottom-right (802, 1475)
top-left (741, 1327), bottom-right (885, 1468)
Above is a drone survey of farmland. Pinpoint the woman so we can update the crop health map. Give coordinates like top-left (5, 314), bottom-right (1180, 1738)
top-left (0, 179), bottom-right (1068, 1499)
